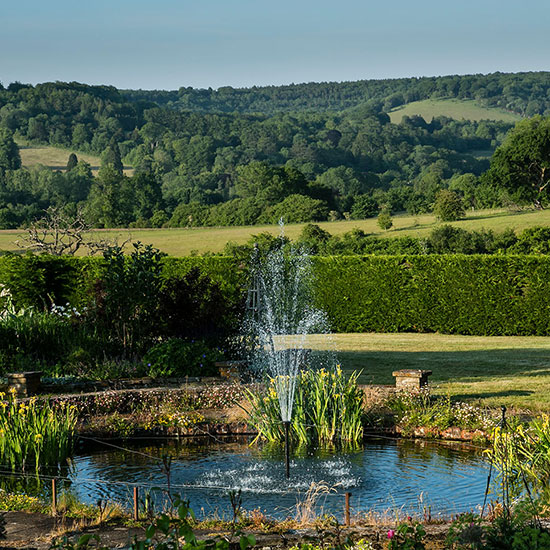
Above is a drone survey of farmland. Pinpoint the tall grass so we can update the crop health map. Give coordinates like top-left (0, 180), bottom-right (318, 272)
top-left (0, 390), bottom-right (77, 471)
top-left (247, 366), bottom-right (364, 445)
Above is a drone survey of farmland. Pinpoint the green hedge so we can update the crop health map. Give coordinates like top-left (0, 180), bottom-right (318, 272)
top-left (2, 254), bottom-right (550, 336)
top-left (313, 255), bottom-right (550, 335)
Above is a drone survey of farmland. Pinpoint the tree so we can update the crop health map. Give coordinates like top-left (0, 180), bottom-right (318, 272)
top-left (66, 153), bottom-right (78, 171)
top-left (377, 207), bottom-right (393, 230)
top-left (15, 206), bottom-right (126, 255)
top-left (350, 195), bottom-right (379, 219)
top-left (0, 128), bottom-right (21, 172)
top-left (483, 116), bottom-right (550, 208)
top-left (433, 189), bottom-right (465, 221)
top-left (101, 139), bottom-right (123, 176)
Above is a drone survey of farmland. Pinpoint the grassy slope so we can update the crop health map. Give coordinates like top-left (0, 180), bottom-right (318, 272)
top-left (17, 142), bottom-right (133, 176)
top-left (1, 208), bottom-right (549, 255)
top-left (389, 98), bottom-right (522, 124)
top-left (305, 333), bottom-right (550, 412)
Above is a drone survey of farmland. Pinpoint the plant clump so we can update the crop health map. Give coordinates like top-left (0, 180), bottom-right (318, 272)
top-left (247, 367), bottom-right (364, 445)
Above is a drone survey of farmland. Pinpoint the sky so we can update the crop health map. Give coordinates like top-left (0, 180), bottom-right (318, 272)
top-left (2, 0), bottom-right (549, 90)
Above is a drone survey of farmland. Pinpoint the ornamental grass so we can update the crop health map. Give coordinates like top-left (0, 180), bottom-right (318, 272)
top-left (0, 390), bottom-right (77, 471)
top-left (247, 366), bottom-right (364, 445)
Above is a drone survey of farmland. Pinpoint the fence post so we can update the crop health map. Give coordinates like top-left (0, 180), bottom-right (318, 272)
top-left (51, 478), bottom-right (57, 517)
top-left (133, 486), bottom-right (139, 521)
top-left (344, 492), bottom-right (351, 526)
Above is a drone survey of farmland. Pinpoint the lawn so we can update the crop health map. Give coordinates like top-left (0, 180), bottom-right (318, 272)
top-left (17, 142), bottom-right (133, 176)
top-left (304, 333), bottom-right (550, 413)
top-left (1, 207), bottom-right (550, 255)
top-left (388, 98), bottom-right (522, 124)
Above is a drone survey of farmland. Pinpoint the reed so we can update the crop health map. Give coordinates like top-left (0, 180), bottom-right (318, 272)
top-left (247, 366), bottom-right (364, 445)
top-left (0, 390), bottom-right (77, 471)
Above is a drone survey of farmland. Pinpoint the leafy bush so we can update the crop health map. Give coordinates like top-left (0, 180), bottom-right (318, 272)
top-left (88, 242), bottom-right (165, 355)
top-left (0, 253), bottom-right (82, 310)
top-left (143, 338), bottom-right (223, 378)
top-left (433, 189), bottom-right (465, 221)
top-left (386, 389), bottom-right (492, 433)
top-left (158, 267), bottom-right (242, 345)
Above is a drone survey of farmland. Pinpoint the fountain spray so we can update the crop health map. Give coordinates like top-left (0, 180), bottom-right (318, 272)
top-left (248, 220), bottom-right (329, 479)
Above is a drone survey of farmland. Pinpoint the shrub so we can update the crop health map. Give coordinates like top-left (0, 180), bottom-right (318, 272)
top-left (158, 267), bottom-right (241, 345)
top-left (143, 338), bottom-right (223, 378)
top-left (88, 242), bottom-right (164, 354)
top-left (433, 189), bottom-right (465, 221)
top-left (377, 208), bottom-right (393, 230)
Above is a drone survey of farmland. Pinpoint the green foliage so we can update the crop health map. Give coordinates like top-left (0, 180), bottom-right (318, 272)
top-left (0, 253), bottom-right (81, 310)
top-left (0, 391), bottom-right (76, 471)
top-left (143, 338), bottom-right (222, 378)
top-left (0, 127), bottom-right (21, 172)
top-left (446, 508), bottom-right (550, 550)
top-left (387, 519), bottom-right (426, 550)
top-left (386, 389), bottom-right (491, 434)
top-left (129, 497), bottom-right (256, 550)
top-left (0, 76), bottom-right (533, 230)
top-left (377, 208), bottom-right (393, 230)
top-left (433, 189), bottom-right (466, 221)
top-left (247, 367), bottom-right (363, 445)
top-left (90, 243), bottom-right (165, 354)
top-left (483, 116), bottom-right (550, 207)
top-left (350, 195), bottom-right (379, 219)
top-left (312, 255), bottom-right (550, 335)
top-left (158, 267), bottom-right (242, 345)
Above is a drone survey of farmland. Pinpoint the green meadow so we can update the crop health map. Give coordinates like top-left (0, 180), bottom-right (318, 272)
top-left (17, 141), bottom-right (133, 176)
top-left (389, 98), bottom-right (522, 124)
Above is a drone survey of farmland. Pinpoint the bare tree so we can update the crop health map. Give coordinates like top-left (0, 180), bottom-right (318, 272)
top-left (15, 207), bottom-right (130, 256)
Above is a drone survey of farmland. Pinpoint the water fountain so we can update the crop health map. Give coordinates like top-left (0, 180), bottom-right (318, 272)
top-left (246, 223), bottom-right (329, 477)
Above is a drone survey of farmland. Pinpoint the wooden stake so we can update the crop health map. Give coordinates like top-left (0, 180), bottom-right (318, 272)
top-left (51, 478), bottom-right (57, 517)
top-left (133, 486), bottom-right (139, 521)
top-left (344, 492), bottom-right (351, 526)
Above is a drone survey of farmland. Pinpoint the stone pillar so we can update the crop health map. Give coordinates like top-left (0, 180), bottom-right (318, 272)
top-left (7, 371), bottom-right (43, 397)
top-left (215, 361), bottom-right (246, 382)
top-left (392, 369), bottom-right (432, 391)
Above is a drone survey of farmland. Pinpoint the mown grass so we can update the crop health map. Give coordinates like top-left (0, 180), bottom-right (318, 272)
top-left (304, 333), bottom-right (550, 413)
top-left (388, 98), bottom-right (522, 124)
top-left (17, 141), bottom-right (133, 176)
top-left (1, 207), bottom-right (549, 255)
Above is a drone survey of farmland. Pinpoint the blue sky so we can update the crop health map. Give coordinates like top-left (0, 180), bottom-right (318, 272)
top-left (2, 0), bottom-right (549, 90)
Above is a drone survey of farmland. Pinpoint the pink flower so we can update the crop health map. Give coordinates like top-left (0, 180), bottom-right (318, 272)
top-left (387, 529), bottom-right (396, 539)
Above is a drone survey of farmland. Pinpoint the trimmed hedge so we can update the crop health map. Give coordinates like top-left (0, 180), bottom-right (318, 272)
top-left (313, 255), bottom-right (550, 335)
top-left (2, 254), bottom-right (550, 336)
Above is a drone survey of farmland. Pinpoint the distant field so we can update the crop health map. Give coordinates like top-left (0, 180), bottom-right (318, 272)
top-left (389, 98), bottom-right (522, 124)
top-left (1, 208), bottom-right (549, 255)
top-left (17, 142), bottom-right (133, 176)
top-left (305, 333), bottom-right (550, 412)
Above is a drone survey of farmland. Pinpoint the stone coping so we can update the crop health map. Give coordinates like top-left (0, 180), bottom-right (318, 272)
top-left (392, 369), bottom-right (433, 377)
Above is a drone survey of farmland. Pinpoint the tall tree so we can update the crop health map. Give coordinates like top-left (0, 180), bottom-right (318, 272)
top-left (483, 116), bottom-right (550, 208)
top-left (101, 139), bottom-right (123, 176)
top-left (66, 153), bottom-right (78, 171)
top-left (0, 128), bottom-right (21, 173)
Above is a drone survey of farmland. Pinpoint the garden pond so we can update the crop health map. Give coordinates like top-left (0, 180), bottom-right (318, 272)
top-left (7, 436), bottom-right (491, 519)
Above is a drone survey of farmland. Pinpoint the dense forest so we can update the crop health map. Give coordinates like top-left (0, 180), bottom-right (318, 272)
top-left (0, 72), bottom-right (549, 230)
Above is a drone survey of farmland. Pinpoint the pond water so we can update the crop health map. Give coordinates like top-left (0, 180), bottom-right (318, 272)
top-left (41, 436), bottom-right (489, 520)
